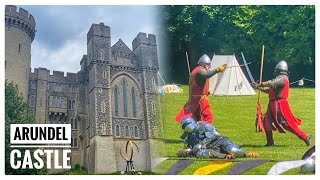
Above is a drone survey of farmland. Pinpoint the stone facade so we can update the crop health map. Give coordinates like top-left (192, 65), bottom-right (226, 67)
top-left (5, 6), bottom-right (163, 174)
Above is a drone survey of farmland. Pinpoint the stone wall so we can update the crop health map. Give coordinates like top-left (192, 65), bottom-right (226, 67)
top-left (5, 5), bottom-right (36, 99)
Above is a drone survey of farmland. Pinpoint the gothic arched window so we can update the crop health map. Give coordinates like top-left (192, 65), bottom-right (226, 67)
top-left (74, 137), bottom-right (78, 147)
top-left (74, 118), bottom-right (77, 129)
top-left (125, 125), bottom-right (129, 137)
top-left (71, 137), bottom-right (78, 147)
top-left (71, 118), bottom-right (74, 129)
top-left (114, 86), bottom-right (119, 116)
top-left (71, 118), bottom-right (77, 129)
top-left (68, 100), bottom-right (71, 109)
top-left (122, 79), bottom-right (128, 117)
top-left (132, 88), bottom-right (137, 118)
top-left (134, 126), bottom-right (138, 138)
top-left (115, 125), bottom-right (120, 137)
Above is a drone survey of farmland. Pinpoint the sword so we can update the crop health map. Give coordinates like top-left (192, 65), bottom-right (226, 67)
top-left (241, 52), bottom-right (255, 84)
top-left (226, 62), bottom-right (252, 68)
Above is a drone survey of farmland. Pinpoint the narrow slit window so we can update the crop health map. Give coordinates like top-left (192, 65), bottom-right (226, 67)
top-left (122, 79), bottom-right (127, 117)
top-left (114, 86), bottom-right (119, 116)
top-left (132, 88), bottom-right (137, 118)
top-left (134, 126), bottom-right (138, 138)
top-left (125, 125), bottom-right (129, 137)
top-left (115, 125), bottom-right (120, 137)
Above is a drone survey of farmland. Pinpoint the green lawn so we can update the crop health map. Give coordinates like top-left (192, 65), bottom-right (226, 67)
top-left (155, 86), bottom-right (315, 175)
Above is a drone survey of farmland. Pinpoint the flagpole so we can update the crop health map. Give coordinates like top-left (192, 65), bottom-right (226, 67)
top-left (258, 45), bottom-right (265, 103)
top-left (256, 45), bottom-right (265, 132)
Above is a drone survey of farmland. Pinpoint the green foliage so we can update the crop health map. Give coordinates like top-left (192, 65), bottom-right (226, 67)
top-left (161, 5), bottom-right (315, 84)
top-left (5, 80), bottom-right (47, 175)
top-left (54, 164), bottom-right (87, 175)
top-left (156, 86), bottom-right (315, 175)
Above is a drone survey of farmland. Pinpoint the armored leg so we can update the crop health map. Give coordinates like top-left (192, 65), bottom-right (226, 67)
top-left (281, 123), bottom-right (310, 146)
top-left (223, 143), bottom-right (246, 158)
top-left (196, 149), bottom-right (227, 159)
top-left (176, 148), bottom-right (193, 157)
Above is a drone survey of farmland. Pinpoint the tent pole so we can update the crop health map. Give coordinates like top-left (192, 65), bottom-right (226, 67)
top-left (233, 55), bottom-right (242, 95)
top-left (158, 71), bottom-right (166, 85)
top-left (226, 56), bottom-right (233, 97)
top-left (186, 52), bottom-right (191, 76)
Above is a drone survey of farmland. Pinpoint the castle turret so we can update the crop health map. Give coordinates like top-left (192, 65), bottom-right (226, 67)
top-left (132, 33), bottom-right (158, 69)
top-left (132, 32), bottom-right (161, 138)
top-left (132, 33), bottom-right (164, 170)
top-left (86, 23), bottom-right (116, 174)
top-left (5, 5), bottom-right (36, 99)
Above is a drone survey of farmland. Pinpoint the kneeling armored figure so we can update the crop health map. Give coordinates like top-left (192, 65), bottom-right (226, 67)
top-left (177, 117), bottom-right (248, 159)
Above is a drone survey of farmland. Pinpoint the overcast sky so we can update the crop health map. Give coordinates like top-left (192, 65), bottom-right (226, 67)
top-left (18, 5), bottom-right (163, 75)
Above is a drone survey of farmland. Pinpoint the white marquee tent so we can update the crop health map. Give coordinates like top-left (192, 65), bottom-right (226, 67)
top-left (209, 55), bottom-right (256, 96)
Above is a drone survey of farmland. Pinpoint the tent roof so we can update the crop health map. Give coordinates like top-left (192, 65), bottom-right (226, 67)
top-left (209, 55), bottom-right (256, 96)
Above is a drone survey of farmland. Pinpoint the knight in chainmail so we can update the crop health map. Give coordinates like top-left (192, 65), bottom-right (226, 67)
top-left (253, 60), bottom-right (311, 146)
top-left (176, 117), bottom-right (247, 159)
top-left (175, 54), bottom-right (226, 124)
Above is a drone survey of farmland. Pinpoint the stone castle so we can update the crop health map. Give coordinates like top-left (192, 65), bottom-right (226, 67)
top-left (5, 5), bottom-right (163, 174)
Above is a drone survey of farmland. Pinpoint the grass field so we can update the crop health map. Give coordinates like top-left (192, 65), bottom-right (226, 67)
top-left (155, 86), bottom-right (315, 175)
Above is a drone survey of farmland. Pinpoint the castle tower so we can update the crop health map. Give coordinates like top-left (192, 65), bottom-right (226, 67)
top-left (86, 23), bottom-right (116, 174)
top-left (5, 5), bottom-right (36, 99)
top-left (132, 33), bottom-right (162, 139)
top-left (132, 33), bottom-right (164, 169)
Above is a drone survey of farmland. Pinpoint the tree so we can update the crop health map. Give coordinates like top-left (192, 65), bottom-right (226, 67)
top-left (5, 80), bottom-right (46, 174)
top-left (161, 5), bottom-right (315, 85)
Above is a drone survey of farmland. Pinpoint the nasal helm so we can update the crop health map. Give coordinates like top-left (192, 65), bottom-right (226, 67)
top-left (274, 60), bottom-right (289, 76)
top-left (181, 117), bottom-right (197, 133)
top-left (197, 54), bottom-right (211, 66)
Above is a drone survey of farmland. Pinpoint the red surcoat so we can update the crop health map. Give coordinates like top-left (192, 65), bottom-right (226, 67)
top-left (263, 77), bottom-right (305, 138)
top-left (175, 66), bottom-right (213, 124)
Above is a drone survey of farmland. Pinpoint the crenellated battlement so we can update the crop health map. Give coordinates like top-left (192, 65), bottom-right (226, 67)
top-left (80, 55), bottom-right (88, 71)
top-left (132, 33), bottom-right (156, 51)
top-left (5, 5), bottom-right (36, 41)
top-left (30, 68), bottom-right (77, 83)
top-left (87, 22), bottom-right (110, 44)
top-left (52, 70), bottom-right (64, 77)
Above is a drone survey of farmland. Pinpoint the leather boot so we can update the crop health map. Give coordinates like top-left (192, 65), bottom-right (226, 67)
top-left (265, 131), bottom-right (274, 146)
top-left (304, 136), bottom-right (311, 146)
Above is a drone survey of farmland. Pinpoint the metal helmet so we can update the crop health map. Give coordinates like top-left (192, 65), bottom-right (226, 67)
top-left (274, 60), bottom-right (289, 76)
top-left (196, 122), bottom-right (220, 139)
top-left (197, 54), bottom-right (211, 65)
top-left (181, 117), bottom-right (196, 133)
